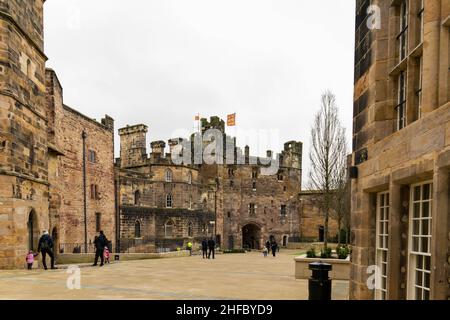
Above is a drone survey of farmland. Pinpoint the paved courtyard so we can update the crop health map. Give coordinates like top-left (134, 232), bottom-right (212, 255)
top-left (0, 250), bottom-right (348, 300)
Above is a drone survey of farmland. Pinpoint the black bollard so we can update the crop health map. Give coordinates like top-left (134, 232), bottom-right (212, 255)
top-left (308, 262), bottom-right (332, 300)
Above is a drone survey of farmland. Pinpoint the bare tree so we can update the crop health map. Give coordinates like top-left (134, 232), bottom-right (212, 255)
top-left (309, 90), bottom-right (347, 250)
top-left (331, 150), bottom-right (350, 246)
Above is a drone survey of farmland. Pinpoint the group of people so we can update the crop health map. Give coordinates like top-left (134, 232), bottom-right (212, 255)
top-left (26, 230), bottom-right (111, 270)
top-left (262, 239), bottom-right (279, 258)
top-left (201, 238), bottom-right (216, 259)
top-left (92, 231), bottom-right (111, 267)
top-left (26, 230), bottom-right (56, 270)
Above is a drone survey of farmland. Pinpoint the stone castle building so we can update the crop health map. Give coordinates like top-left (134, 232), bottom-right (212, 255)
top-left (0, 1), bottom-right (340, 269)
top-left (351, 0), bottom-right (449, 300)
top-left (116, 117), bottom-right (304, 251)
top-left (0, 0), bottom-right (115, 269)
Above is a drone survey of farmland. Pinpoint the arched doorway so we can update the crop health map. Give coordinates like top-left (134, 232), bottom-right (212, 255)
top-left (27, 210), bottom-right (39, 251)
top-left (242, 224), bottom-right (261, 250)
top-left (282, 235), bottom-right (288, 247)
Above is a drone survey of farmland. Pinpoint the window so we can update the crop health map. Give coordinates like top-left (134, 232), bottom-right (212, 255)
top-left (252, 182), bottom-right (257, 191)
top-left (280, 205), bottom-right (287, 217)
top-left (187, 171), bottom-right (192, 184)
top-left (228, 168), bottom-right (234, 177)
top-left (398, 0), bottom-right (409, 61)
top-left (165, 169), bottom-right (173, 182)
top-left (415, 57), bottom-right (423, 120)
top-left (91, 184), bottom-right (99, 200)
top-left (251, 168), bottom-right (258, 179)
top-left (418, 0), bottom-right (424, 44)
top-left (189, 195), bottom-right (193, 210)
top-left (166, 194), bottom-right (173, 208)
top-left (88, 150), bottom-right (97, 163)
top-left (230, 180), bottom-right (234, 188)
top-left (375, 192), bottom-right (390, 300)
top-left (95, 213), bottom-right (101, 232)
top-left (164, 220), bottom-right (174, 238)
top-left (134, 190), bottom-right (141, 205)
top-left (249, 203), bottom-right (256, 216)
top-left (188, 222), bottom-right (193, 237)
top-left (408, 182), bottom-right (433, 300)
top-left (227, 211), bottom-right (231, 219)
top-left (277, 174), bottom-right (284, 181)
top-left (134, 220), bottom-right (141, 238)
top-left (396, 71), bottom-right (407, 130)
top-left (26, 59), bottom-right (32, 78)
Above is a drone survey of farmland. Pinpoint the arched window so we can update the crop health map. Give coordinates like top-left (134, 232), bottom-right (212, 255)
top-left (26, 59), bottom-right (32, 78)
top-left (134, 190), bottom-right (141, 205)
top-left (165, 169), bottom-right (173, 182)
top-left (187, 171), bottom-right (192, 184)
top-left (188, 222), bottom-right (193, 237)
top-left (134, 220), bottom-right (141, 238)
top-left (165, 220), bottom-right (174, 238)
top-left (166, 193), bottom-right (173, 208)
top-left (189, 195), bottom-right (193, 210)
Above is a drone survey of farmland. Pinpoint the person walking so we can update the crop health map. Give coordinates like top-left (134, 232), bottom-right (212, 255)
top-left (271, 240), bottom-right (278, 257)
top-left (262, 246), bottom-right (268, 258)
top-left (187, 241), bottom-right (193, 256)
top-left (103, 246), bottom-right (111, 264)
top-left (93, 231), bottom-right (108, 266)
top-left (37, 230), bottom-right (56, 270)
top-left (26, 250), bottom-right (37, 270)
top-left (201, 239), bottom-right (208, 259)
top-left (207, 238), bottom-right (216, 259)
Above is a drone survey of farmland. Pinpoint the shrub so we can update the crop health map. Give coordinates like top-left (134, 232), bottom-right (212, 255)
top-left (336, 245), bottom-right (350, 259)
top-left (320, 247), bottom-right (332, 259)
top-left (306, 247), bottom-right (317, 258)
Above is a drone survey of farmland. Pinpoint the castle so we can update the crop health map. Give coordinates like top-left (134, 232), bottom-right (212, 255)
top-left (0, 1), bottom-right (339, 269)
top-left (116, 117), bottom-right (303, 251)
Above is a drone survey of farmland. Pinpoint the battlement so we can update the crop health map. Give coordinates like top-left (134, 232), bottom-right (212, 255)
top-left (201, 116), bottom-right (225, 134)
top-left (119, 124), bottom-right (148, 136)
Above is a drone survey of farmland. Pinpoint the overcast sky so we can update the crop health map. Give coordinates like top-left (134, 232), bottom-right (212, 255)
top-left (44, 0), bottom-right (356, 187)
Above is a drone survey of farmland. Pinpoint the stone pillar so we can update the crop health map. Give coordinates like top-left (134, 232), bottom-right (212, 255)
top-left (421, 0), bottom-right (441, 114)
top-left (430, 167), bottom-right (449, 299)
top-left (387, 182), bottom-right (402, 299)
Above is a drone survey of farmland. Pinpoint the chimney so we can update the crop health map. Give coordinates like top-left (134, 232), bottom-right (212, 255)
top-left (151, 141), bottom-right (166, 156)
top-left (245, 145), bottom-right (250, 158)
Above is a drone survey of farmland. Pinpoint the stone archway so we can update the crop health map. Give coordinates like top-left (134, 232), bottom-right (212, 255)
top-left (242, 224), bottom-right (262, 250)
top-left (27, 210), bottom-right (39, 251)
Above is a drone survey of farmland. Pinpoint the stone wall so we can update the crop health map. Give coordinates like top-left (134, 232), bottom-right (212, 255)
top-left (0, 0), bottom-right (49, 269)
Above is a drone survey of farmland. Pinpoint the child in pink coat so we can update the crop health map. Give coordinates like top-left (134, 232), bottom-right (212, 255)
top-left (103, 246), bottom-right (111, 264)
top-left (26, 250), bottom-right (37, 270)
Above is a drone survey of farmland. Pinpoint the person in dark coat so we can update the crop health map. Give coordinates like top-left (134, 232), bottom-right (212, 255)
top-left (271, 240), bottom-right (278, 257)
top-left (37, 230), bottom-right (56, 270)
top-left (207, 238), bottom-right (216, 259)
top-left (93, 231), bottom-right (108, 266)
top-left (201, 239), bottom-right (208, 259)
top-left (265, 240), bottom-right (271, 251)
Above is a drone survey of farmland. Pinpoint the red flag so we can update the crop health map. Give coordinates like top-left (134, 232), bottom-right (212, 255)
top-left (227, 113), bottom-right (236, 126)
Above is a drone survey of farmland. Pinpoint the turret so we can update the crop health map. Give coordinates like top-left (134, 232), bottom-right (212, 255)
top-left (118, 124), bottom-right (148, 168)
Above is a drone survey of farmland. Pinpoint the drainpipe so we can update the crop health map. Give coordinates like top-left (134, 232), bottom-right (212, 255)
top-left (82, 131), bottom-right (88, 253)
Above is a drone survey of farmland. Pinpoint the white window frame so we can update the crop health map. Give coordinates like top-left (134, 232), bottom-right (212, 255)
top-left (165, 169), bottom-right (173, 182)
top-left (398, 0), bottom-right (409, 61)
top-left (397, 71), bottom-right (407, 130)
top-left (166, 193), bottom-right (173, 208)
top-left (407, 181), bottom-right (433, 300)
top-left (375, 191), bottom-right (390, 300)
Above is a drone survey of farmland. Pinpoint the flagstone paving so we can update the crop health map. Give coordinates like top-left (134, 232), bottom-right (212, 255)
top-left (0, 250), bottom-right (348, 300)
